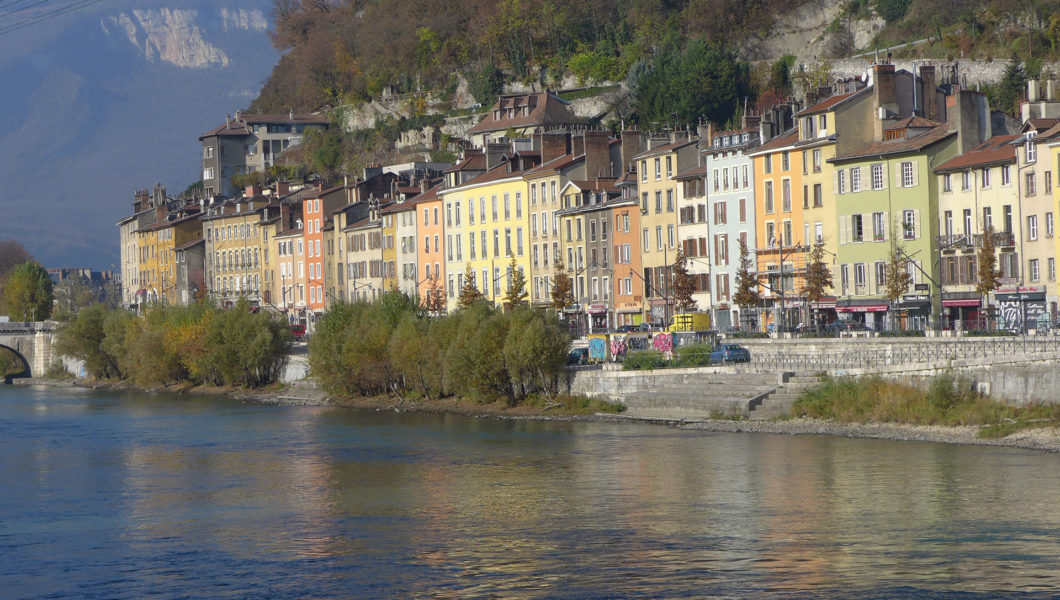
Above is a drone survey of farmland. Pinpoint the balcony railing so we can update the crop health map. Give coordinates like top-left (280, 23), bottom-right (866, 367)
top-left (972, 231), bottom-right (1016, 248)
top-left (937, 233), bottom-right (973, 249)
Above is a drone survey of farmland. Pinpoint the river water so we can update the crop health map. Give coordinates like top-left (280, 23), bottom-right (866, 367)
top-left (2, 385), bottom-right (1059, 599)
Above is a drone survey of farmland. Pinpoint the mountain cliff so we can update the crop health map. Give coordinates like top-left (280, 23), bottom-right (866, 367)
top-left (0, 1), bottom-right (277, 269)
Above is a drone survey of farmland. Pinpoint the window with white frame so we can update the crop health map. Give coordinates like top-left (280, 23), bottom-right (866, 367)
top-left (901, 161), bottom-right (914, 187)
top-left (838, 169), bottom-right (846, 194)
top-left (903, 209), bottom-right (916, 240)
top-left (872, 212), bottom-right (885, 241)
top-left (1028, 215), bottom-right (1039, 240)
top-left (871, 164), bottom-right (884, 190)
top-left (1030, 258), bottom-right (1040, 282)
top-left (851, 167), bottom-right (862, 192)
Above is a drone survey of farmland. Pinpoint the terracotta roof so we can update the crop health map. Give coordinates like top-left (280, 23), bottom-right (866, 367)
top-left (673, 164), bottom-right (706, 180)
top-left (886, 116), bottom-right (944, 130)
top-left (467, 91), bottom-right (575, 135)
top-left (749, 130), bottom-right (799, 155)
top-left (631, 137), bottom-right (697, 160)
top-left (445, 163), bottom-right (524, 191)
top-left (832, 125), bottom-right (955, 162)
top-left (175, 238), bottom-right (205, 251)
top-left (795, 89), bottom-right (866, 116)
top-left (445, 150), bottom-right (486, 172)
top-left (137, 212), bottom-right (201, 232)
top-left (1026, 118), bottom-right (1060, 132)
top-left (523, 152), bottom-right (582, 177)
top-left (567, 179), bottom-right (620, 194)
top-left (934, 135), bottom-right (1018, 172)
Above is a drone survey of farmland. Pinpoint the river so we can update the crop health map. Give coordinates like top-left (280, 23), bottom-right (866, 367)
top-left (2, 385), bottom-right (1059, 599)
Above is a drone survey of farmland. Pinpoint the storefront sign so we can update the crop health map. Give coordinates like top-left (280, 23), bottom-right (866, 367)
top-left (836, 304), bottom-right (889, 313)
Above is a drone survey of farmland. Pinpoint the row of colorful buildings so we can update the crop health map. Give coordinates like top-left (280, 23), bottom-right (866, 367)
top-left (119, 61), bottom-right (1060, 332)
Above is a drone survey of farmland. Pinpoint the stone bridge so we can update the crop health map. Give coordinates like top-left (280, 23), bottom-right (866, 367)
top-left (0, 322), bottom-right (56, 382)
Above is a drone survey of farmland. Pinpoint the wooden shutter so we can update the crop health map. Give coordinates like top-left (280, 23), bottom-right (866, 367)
top-left (881, 214), bottom-right (889, 241)
top-left (914, 208), bottom-right (921, 239)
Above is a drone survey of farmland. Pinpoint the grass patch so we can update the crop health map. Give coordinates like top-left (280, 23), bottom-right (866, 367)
top-left (522, 393), bottom-right (626, 414)
top-left (792, 372), bottom-right (1060, 438)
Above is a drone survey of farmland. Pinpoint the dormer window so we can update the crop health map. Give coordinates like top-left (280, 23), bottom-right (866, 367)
top-left (1026, 131), bottom-right (1038, 163)
top-left (714, 137), bottom-right (721, 148)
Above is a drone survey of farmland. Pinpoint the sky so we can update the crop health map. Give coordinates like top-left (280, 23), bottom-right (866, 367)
top-left (0, 0), bottom-right (278, 270)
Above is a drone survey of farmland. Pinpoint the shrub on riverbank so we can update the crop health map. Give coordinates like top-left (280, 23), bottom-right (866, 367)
top-left (792, 373), bottom-right (1060, 437)
top-left (55, 301), bottom-right (292, 387)
top-left (309, 292), bottom-right (570, 406)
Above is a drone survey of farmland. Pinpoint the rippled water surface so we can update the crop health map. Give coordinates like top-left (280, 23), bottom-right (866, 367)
top-left (2, 385), bottom-right (1060, 599)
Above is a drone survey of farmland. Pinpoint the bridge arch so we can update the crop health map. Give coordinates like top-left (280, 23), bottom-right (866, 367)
top-left (0, 343), bottom-right (32, 383)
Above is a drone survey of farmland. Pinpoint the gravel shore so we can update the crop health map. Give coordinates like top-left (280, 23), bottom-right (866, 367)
top-left (15, 378), bottom-right (1060, 453)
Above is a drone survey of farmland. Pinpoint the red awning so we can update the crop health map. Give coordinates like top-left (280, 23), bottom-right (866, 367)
top-left (836, 304), bottom-right (889, 313)
top-left (943, 299), bottom-right (981, 307)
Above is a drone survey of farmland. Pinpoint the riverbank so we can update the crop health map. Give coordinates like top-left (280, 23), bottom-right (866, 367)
top-left (11, 377), bottom-right (1060, 452)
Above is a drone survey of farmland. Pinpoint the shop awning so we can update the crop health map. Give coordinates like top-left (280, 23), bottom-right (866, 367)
top-left (943, 298), bottom-right (981, 307)
top-left (836, 304), bottom-right (889, 313)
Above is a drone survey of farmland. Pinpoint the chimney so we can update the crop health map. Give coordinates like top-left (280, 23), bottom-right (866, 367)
top-left (817, 85), bottom-right (832, 99)
top-left (1047, 79), bottom-right (1056, 101)
top-left (571, 133), bottom-right (585, 156)
top-left (947, 89), bottom-right (989, 153)
top-left (582, 130), bottom-right (612, 179)
top-left (1028, 79), bottom-right (1040, 102)
top-left (620, 129), bottom-right (644, 168)
top-left (697, 122), bottom-right (714, 148)
top-left (245, 185), bottom-right (261, 197)
top-left (541, 130), bottom-right (570, 163)
top-left (289, 109), bottom-right (295, 120)
top-left (873, 63), bottom-right (898, 140)
top-left (275, 181), bottom-right (290, 196)
top-left (485, 142), bottom-right (508, 170)
top-left (420, 178), bottom-right (429, 193)
top-left (920, 64), bottom-right (938, 121)
top-left (805, 88), bottom-right (818, 108)
top-left (225, 114), bottom-right (230, 130)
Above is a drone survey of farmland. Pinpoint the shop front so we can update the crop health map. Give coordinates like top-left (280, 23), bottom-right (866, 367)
top-left (994, 287), bottom-right (1046, 332)
top-left (587, 303), bottom-right (609, 334)
top-left (895, 295), bottom-right (930, 331)
top-left (836, 299), bottom-right (889, 329)
top-left (808, 297), bottom-right (837, 329)
top-left (942, 293), bottom-right (982, 330)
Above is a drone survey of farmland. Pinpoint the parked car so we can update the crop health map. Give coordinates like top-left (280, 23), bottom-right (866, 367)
top-left (614, 324), bottom-right (638, 333)
top-left (825, 320), bottom-right (870, 335)
top-left (290, 323), bottom-right (306, 341)
top-left (567, 347), bottom-right (589, 365)
top-left (710, 344), bottom-right (751, 363)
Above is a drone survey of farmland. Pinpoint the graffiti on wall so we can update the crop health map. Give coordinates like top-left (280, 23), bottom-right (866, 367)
top-left (997, 300), bottom-right (1046, 331)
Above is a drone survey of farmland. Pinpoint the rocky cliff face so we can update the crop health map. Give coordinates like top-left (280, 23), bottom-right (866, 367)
top-left (0, 1), bottom-right (277, 268)
top-left (102, 7), bottom-right (267, 69)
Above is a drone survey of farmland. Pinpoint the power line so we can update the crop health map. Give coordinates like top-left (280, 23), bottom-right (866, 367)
top-left (0, 0), bottom-right (53, 19)
top-left (0, 0), bottom-right (104, 36)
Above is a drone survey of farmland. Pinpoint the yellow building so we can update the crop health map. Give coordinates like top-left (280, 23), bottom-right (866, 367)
top-left (440, 146), bottom-right (539, 311)
top-left (136, 212), bottom-right (202, 305)
top-left (202, 195), bottom-right (272, 307)
top-left (630, 134), bottom-right (699, 326)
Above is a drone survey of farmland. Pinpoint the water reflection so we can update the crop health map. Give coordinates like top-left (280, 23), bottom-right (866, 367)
top-left (1, 385), bottom-right (1059, 599)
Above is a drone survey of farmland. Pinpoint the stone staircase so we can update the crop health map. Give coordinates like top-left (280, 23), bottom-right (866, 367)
top-left (619, 372), bottom-right (781, 420)
top-left (747, 374), bottom-right (822, 420)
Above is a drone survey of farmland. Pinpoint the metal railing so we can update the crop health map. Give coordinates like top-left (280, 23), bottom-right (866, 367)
top-left (750, 337), bottom-right (1060, 371)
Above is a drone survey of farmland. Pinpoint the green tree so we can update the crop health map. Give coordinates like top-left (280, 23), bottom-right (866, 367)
top-left (422, 274), bottom-right (447, 314)
top-left (671, 248), bottom-right (697, 311)
top-left (4, 261), bottom-right (52, 321)
top-left (503, 256), bottom-right (528, 310)
top-left (993, 56), bottom-right (1026, 117)
top-left (884, 242), bottom-right (913, 305)
top-left (632, 39), bottom-right (751, 127)
top-left (55, 304), bottom-right (119, 379)
top-left (801, 243), bottom-right (834, 328)
top-left (458, 264), bottom-right (485, 308)
top-left (503, 307), bottom-right (569, 402)
top-left (732, 237), bottom-right (762, 328)
top-left (551, 258), bottom-right (573, 309)
top-left (875, 0), bottom-right (912, 23)
top-left (977, 224), bottom-right (1001, 297)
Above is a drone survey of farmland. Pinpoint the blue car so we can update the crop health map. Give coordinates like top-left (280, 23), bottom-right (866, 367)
top-left (710, 344), bottom-right (750, 363)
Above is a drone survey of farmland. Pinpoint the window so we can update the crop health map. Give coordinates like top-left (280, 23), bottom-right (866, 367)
top-left (766, 222), bottom-right (776, 247)
top-left (1050, 257), bottom-right (1056, 282)
top-left (641, 192), bottom-right (648, 213)
top-left (656, 226), bottom-right (663, 250)
top-left (903, 209), bottom-right (916, 240)
top-left (1028, 215), bottom-right (1039, 241)
top-left (668, 225), bottom-right (675, 248)
top-left (640, 160), bottom-right (647, 182)
top-left (1026, 172), bottom-right (1037, 196)
top-left (492, 195), bottom-right (498, 220)
top-left (812, 149), bottom-right (821, 172)
top-left (655, 157), bottom-right (661, 180)
top-left (981, 168), bottom-right (990, 188)
top-left (851, 167), bottom-right (862, 192)
top-left (739, 198), bottom-right (746, 222)
top-left (819, 114), bottom-right (827, 131)
top-left (943, 173), bottom-right (951, 192)
top-left (203, 167), bottom-right (215, 180)
top-left (1002, 165), bottom-right (1011, 185)
top-left (872, 212), bottom-right (885, 241)
top-left (515, 192), bottom-right (522, 218)
top-left (815, 222), bottom-right (823, 244)
top-left (851, 214), bottom-right (864, 242)
top-left (963, 209), bottom-right (973, 235)
top-left (875, 262), bottom-right (887, 294)
top-left (983, 206), bottom-right (993, 231)
top-left (871, 163), bottom-right (884, 190)
top-left (1004, 205), bottom-right (1013, 234)
top-left (742, 165), bottom-right (749, 188)
top-left (854, 263), bottom-right (867, 293)
top-left (504, 193), bottom-right (511, 219)
top-left (802, 185), bottom-right (809, 209)
top-left (764, 181), bottom-right (774, 213)
top-left (1030, 258), bottom-right (1040, 282)
top-left (666, 189), bottom-right (674, 212)
top-left (1048, 212), bottom-right (1055, 237)
top-left (655, 191), bottom-right (662, 213)
top-left (764, 155), bottom-right (772, 174)
top-left (781, 151), bottom-right (790, 171)
top-left (901, 161), bottom-right (914, 187)
top-left (1026, 133), bottom-right (1038, 162)
top-left (841, 264), bottom-right (849, 295)
top-left (713, 169), bottom-right (720, 192)
top-left (782, 180), bottom-right (791, 212)
top-left (1049, 172), bottom-right (1055, 194)
top-left (481, 231), bottom-right (487, 259)
top-left (666, 155), bottom-right (672, 178)
top-left (813, 183), bottom-right (823, 207)
top-left (643, 228), bottom-right (649, 251)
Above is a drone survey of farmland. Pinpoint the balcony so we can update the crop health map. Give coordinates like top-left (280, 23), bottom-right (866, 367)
top-left (936, 233), bottom-right (973, 250)
top-left (972, 231), bottom-right (1016, 248)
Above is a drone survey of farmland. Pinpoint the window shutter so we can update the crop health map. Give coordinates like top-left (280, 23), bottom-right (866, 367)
top-left (914, 208), bottom-right (921, 239)
top-left (894, 163), bottom-right (903, 188)
top-left (912, 161), bottom-right (919, 187)
top-left (839, 215), bottom-right (848, 244)
top-left (833, 169), bottom-right (840, 194)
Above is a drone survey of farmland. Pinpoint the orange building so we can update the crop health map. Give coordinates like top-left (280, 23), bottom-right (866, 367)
top-left (750, 129), bottom-right (810, 331)
top-left (415, 184), bottom-right (446, 311)
top-left (611, 167), bottom-right (644, 326)
top-left (300, 185), bottom-right (346, 313)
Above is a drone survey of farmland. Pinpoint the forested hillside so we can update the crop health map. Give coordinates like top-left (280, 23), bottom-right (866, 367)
top-left (251, 0), bottom-right (810, 115)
